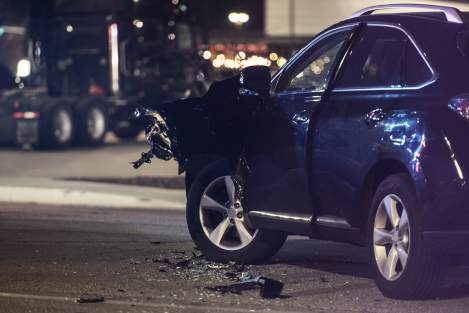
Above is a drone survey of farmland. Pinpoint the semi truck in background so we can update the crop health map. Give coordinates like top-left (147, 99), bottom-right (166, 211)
top-left (0, 0), bottom-right (209, 149)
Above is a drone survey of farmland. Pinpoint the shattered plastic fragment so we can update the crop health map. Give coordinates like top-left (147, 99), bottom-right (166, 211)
top-left (206, 274), bottom-right (284, 299)
top-left (76, 294), bottom-right (105, 303)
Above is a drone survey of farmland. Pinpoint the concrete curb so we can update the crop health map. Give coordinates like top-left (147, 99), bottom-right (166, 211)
top-left (0, 177), bottom-right (186, 210)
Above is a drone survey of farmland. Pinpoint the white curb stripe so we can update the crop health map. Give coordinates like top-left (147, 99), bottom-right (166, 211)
top-left (0, 186), bottom-right (185, 210)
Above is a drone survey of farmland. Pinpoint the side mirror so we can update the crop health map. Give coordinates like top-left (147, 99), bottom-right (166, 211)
top-left (239, 65), bottom-right (271, 98)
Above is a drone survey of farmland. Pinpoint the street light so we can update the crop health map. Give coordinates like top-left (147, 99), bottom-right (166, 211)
top-left (228, 12), bottom-right (250, 26)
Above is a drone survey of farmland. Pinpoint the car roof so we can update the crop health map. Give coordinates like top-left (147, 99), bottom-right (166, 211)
top-left (326, 12), bottom-right (464, 50)
top-left (336, 11), bottom-right (464, 28)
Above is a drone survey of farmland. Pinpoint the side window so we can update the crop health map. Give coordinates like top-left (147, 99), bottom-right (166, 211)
top-left (336, 27), bottom-right (407, 89)
top-left (280, 30), bottom-right (351, 92)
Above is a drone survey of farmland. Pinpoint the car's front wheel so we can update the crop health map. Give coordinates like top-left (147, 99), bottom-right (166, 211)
top-left (186, 161), bottom-right (287, 264)
top-left (369, 174), bottom-right (445, 299)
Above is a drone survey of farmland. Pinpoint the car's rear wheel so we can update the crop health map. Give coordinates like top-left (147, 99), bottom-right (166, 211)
top-left (186, 161), bottom-right (287, 264)
top-left (369, 174), bottom-right (445, 299)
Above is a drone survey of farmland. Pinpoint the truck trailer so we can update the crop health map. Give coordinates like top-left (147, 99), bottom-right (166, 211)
top-left (0, 0), bottom-right (208, 149)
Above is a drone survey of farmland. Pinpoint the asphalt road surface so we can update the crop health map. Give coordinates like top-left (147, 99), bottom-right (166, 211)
top-left (2, 203), bottom-right (469, 313)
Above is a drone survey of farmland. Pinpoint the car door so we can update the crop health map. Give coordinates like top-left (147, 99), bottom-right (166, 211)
top-left (244, 25), bottom-right (356, 220)
top-left (311, 24), bottom-right (414, 228)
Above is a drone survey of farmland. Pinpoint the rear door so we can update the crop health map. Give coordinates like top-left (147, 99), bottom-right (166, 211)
top-left (311, 24), bottom-right (424, 228)
top-left (244, 25), bottom-right (356, 219)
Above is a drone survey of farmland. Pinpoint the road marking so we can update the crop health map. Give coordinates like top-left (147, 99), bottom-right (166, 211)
top-left (0, 292), bottom-right (310, 313)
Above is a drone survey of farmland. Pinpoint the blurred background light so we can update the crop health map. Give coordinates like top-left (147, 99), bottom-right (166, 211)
top-left (16, 59), bottom-right (31, 77)
top-left (228, 12), bottom-right (250, 25)
top-left (133, 19), bottom-right (144, 28)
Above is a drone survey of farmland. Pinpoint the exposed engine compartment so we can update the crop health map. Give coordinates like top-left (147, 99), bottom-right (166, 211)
top-left (131, 66), bottom-right (272, 174)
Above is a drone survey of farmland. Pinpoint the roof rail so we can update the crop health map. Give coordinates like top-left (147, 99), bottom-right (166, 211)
top-left (349, 3), bottom-right (463, 24)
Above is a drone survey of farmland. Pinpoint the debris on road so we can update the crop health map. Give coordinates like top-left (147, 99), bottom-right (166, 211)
top-left (151, 249), bottom-right (248, 284)
top-left (205, 281), bottom-right (258, 295)
top-left (206, 273), bottom-right (284, 298)
top-left (76, 294), bottom-right (105, 303)
top-left (151, 249), bottom-right (285, 299)
top-left (129, 258), bottom-right (141, 265)
top-left (254, 276), bottom-right (284, 299)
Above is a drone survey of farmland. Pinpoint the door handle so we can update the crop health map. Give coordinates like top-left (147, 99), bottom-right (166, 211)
top-left (365, 108), bottom-right (386, 127)
top-left (305, 95), bottom-right (322, 103)
top-left (292, 110), bottom-right (310, 124)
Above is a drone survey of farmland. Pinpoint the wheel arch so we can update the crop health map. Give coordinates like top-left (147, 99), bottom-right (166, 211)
top-left (184, 154), bottom-right (231, 195)
top-left (359, 158), bottom-right (415, 231)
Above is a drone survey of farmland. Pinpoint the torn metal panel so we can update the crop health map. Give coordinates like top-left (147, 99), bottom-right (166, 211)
top-left (131, 66), bottom-right (272, 174)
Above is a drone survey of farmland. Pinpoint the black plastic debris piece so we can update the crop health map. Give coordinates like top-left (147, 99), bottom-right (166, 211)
top-left (76, 294), bottom-right (105, 303)
top-left (257, 276), bottom-right (284, 299)
top-left (241, 272), bottom-right (284, 299)
top-left (206, 281), bottom-right (258, 295)
top-left (207, 273), bottom-right (284, 299)
top-left (150, 241), bottom-right (161, 245)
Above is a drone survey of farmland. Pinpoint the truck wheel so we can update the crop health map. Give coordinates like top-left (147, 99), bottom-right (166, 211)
top-left (186, 161), bottom-right (287, 264)
top-left (38, 105), bottom-right (74, 149)
top-left (113, 124), bottom-right (142, 140)
top-left (76, 103), bottom-right (107, 146)
top-left (369, 174), bottom-right (446, 299)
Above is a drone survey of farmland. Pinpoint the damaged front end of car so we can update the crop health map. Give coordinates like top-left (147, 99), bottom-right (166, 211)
top-left (131, 65), bottom-right (272, 177)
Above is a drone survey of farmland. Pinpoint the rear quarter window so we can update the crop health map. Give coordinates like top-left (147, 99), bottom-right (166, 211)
top-left (335, 25), bottom-right (434, 90)
top-left (403, 41), bottom-right (433, 87)
top-left (335, 26), bottom-right (407, 89)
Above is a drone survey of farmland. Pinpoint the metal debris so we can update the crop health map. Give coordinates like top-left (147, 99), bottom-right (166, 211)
top-left (76, 294), bottom-right (105, 303)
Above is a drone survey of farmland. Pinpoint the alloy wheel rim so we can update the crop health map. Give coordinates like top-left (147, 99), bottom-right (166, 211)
top-left (199, 176), bottom-right (258, 251)
top-left (54, 110), bottom-right (72, 143)
top-left (87, 108), bottom-right (106, 140)
top-left (373, 194), bottom-right (410, 281)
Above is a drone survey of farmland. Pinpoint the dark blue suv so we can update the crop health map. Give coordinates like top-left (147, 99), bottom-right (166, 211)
top-left (136, 4), bottom-right (469, 299)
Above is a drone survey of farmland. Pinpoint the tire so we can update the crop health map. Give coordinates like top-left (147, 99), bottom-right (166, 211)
top-left (37, 104), bottom-right (74, 149)
top-left (113, 124), bottom-right (142, 140)
top-left (186, 161), bottom-right (287, 264)
top-left (369, 173), bottom-right (446, 299)
top-left (76, 103), bottom-right (108, 146)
